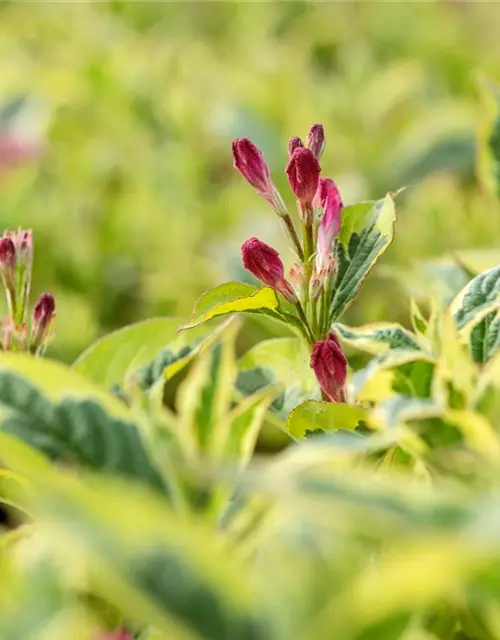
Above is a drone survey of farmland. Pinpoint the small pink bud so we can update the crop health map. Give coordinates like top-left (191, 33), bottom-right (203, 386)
top-left (33, 293), bottom-right (55, 332)
top-left (4, 228), bottom-right (33, 268)
top-left (314, 178), bottom-right (342, 273)
top-left (30, 293), bottom-right (56, 354)
top-left (288, 136), bottom-right (304, 157)
top-left (0, 237), bottom-right (16, 273)
top-left (310, 333), bottom-right (347, 403)
top-left (306, 124), bottom-right (326, 160)
top-left (285, 147), bottom-right (321, 206)
top-left (241, 237), bottom-right (296, 303)
top-left (289, 262), bottom-right (307, 301)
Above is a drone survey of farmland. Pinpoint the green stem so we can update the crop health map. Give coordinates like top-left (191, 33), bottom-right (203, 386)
top-left (311, 295), bottom-right (319, 338)
top-left (282, 214), bottom-right (304, 261)
top-left (294, 300), bottom-right (315, 345)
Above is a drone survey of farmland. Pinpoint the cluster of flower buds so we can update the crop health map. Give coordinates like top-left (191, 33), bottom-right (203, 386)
top-left (0, 228), bottom-right (55, 355)
top-left (232, 124), bottom-right (347, 403)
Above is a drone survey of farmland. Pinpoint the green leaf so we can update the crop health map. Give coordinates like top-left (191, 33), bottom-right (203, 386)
top-left (0, 354), bottom-right (168, 494)
top-left (330, 194), bottom-right (396, 322)
top-left (469, 310), bottom-right (500, 364)
top-left (182, 282), bottom-right (284, 330)
top-left (226, 389), bottom-right (276, 466)
top-left (286, 400), bottom-right (366, 439)
top-left (73, 317), bottom-right (229, 392)
top-left (451, 266), bottom-right (500, 333)
top-left (451, 266), bottom-right (500, 363)
top-left (334, 322), bottom-right (421, 355)
top-left (176, 319), bottom-right (240, 457)
top-left (1, 436), bottom-right (271, 640)
top-left (237, 338), bottom-right (320, 421)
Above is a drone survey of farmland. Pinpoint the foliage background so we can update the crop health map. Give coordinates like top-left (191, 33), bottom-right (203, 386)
top-left (1, 0), bottom-right (500, 362)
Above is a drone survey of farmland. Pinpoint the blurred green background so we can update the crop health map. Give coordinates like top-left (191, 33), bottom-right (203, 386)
top-left (1, 0), bottom-right (500, 363)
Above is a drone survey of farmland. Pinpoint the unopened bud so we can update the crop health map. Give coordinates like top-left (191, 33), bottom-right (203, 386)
top-left (242, 237), bottom-right (296, 303)
top-left (306, 124), bottom-right (325, 160)
top-left (30, 292), bottom-right (55, 354)
top-left (310, 333), bottom-right (347, 403)
top-left (314, 178), bottom-right (342, 273)
top-left (285, 147), bottom-right (321, 206)
top-left (288, 136), bottom-right (304, 157)
top-left (289, 262), bottom-right (307, 302)
top-left (232, 137), bottom-right (286, 215)
top-left (0, 237), bottom-right (16, 273)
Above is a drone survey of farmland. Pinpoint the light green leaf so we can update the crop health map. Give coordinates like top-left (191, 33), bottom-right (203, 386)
top-left (0, 435), bottom-right (270, 640)
top-left (451, 266), bottom-right (500, 332)
top-left (335, 322), bottom-right (421, 355)
top-left (287, 401), bottom-right (366, 439)
top-left (227, 388), bottom-right (277, 466)
top-left (73, 317), bottom-right (228, 392)
top-left (451, 266), bottom-right (500, 363)
top-left (0, 354), bottom-right (168, 494)
top-left (177, 319), bottom-right (240, 457)
top-left (237, 338), bottom-right (320, 421)
top-left (330, 194), bottom-right (396, 322)
top-left (182, 282), bottom-right (284, 330)
top-left (351, 350), bottom-right (435, 403)
top-left (453, 249), bottom-right (500, 277)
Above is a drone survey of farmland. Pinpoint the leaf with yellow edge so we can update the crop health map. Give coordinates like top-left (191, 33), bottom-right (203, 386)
top-left (182, 282), bottom-right (283, 330)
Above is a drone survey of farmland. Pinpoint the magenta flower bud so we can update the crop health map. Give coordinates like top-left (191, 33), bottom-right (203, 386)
top-left (306, 124), bottom-right (325, 160)
top-left (33, 293), bottom-right (55, 332)
top-left (310, 333), bottom-right (347, 403)
top-left (241, 237), bottom-right (296, 303)
top-left (285, 147), bottom-right (321, 206)
top-left (30, 292), bottom-right (56, 354)
top-left (288, 136), bottom-right (304, 157)
top-left (314, 178), bottom-right (343, 273)
top-left (0, 237), bottom-right (16, 273)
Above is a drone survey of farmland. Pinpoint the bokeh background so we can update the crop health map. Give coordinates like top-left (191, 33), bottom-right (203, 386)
top-left (1, 0), bottom-right (500, 363)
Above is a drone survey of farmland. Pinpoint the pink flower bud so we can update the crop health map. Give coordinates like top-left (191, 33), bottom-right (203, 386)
top-left (4, 229), bottom-right (33, 268)
top-left (310, 333), bottom-right (347, 403)
top-left (30, 293), bottom-right (56, 354)
top-left (232, 137), bottom-right (279, 203)
top-left (33, 292), bottom-right (55, 332)
top-left (306, 124), bottom-right (326, 160)
top-left (241, 237), bottom-right (296, 303)
top-left (288, 136), bottom-right (304, 157)
top-left (0, 237), bottom-right (16, 273)
top-left (314, 178), bottom-right (342, 273)
top-left (289, 262), bottom-right (307, 301)
top-left (285, 147), bottom-right (321, 206)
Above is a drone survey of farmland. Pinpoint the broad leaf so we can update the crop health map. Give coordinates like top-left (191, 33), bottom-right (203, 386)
top-left (329, 194), bottom-right (396, 322)
top-left (451, 266), bottom-right (500, 363)
top-left (287, 400), bottom-right (366, 439)
top-left (0, 354), bottom-right (168, 494)
top-left (351, 351), bottom-right (435, 404)
top-left (237, 338), bottom-right (320, 421)
top-left (451, 266), bottom-right (500, 332)
top-left (176, 319), bottom-right (240, 457)
top-left (0, 436), bottom-right (271, 640)
top-left (182, 282), bottom-right (284, 330)
top-left (73, 317), bottom-right (228, 392)
top-left (334, 322), bottom-right (421, 355)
